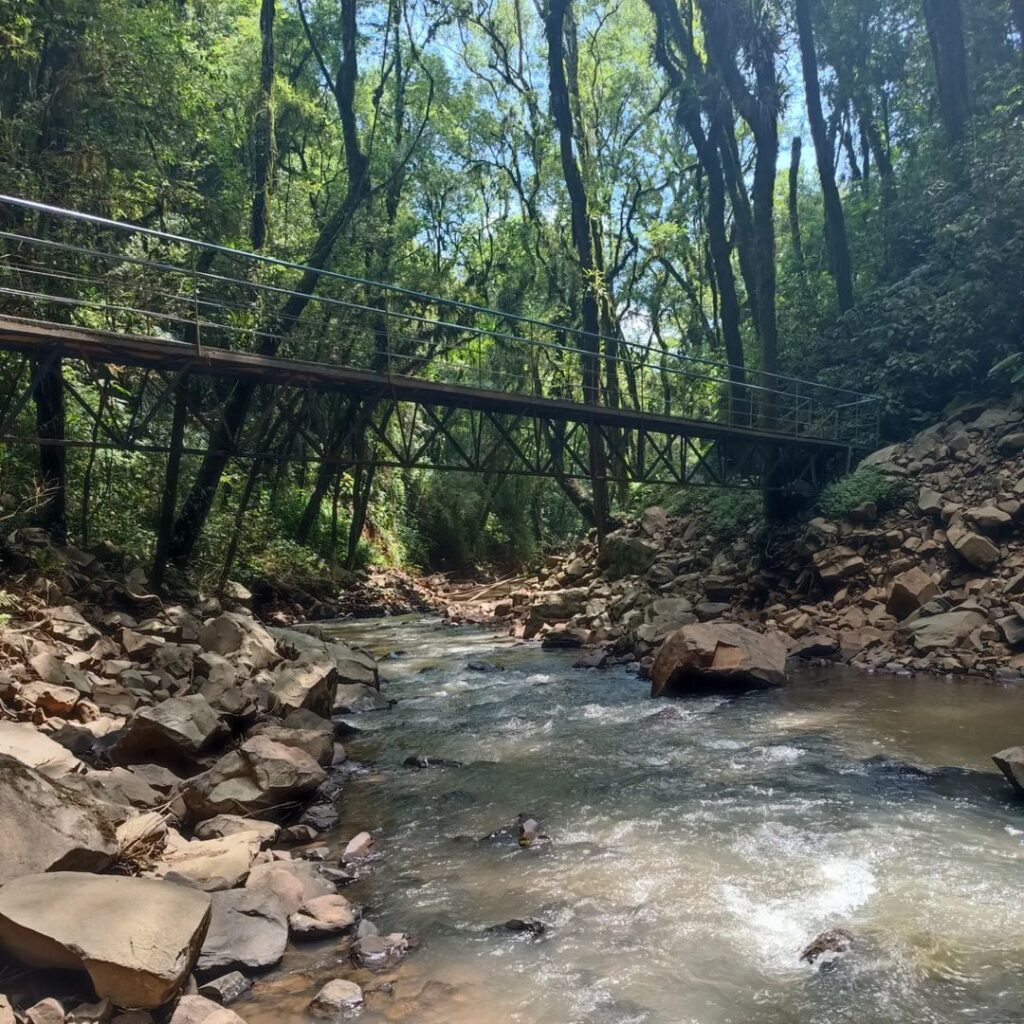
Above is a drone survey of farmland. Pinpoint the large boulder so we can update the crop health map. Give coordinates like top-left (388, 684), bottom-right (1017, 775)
top-left (947, 524), bottom-right (1001, 570)
top-left (526, 588), bottom-right (588, 629)
top-left (110, 695), bottom-right (227, 770)
top-left (266, 662), bottom-right (336, 719)
top-left (247, 722), bottom-right (333, 766)
top-left (885, 567), bottom-right (941, 621)
top-left (0, 721), bottom-right (81, 779)
top-left (598, 532), bottom-right (660, 580)
top-left (183, 736), bottom-right (325, 821)
top-left (993, 746), bottom-right (1024, 797)
top-left (0, 873), bottom-right (211, 1009)
top-left (0, 757), bottom-right (117, 885)
top-left (199, 613), bottom-right (277, 671)
top-left (195, 888), bottom-right (288, 976)
top-left (903, 609), bottom-right (987, 652)
top-left (635, 598), bottom-right (697, 645)
top-left (651, 623), bottom-right (788, 697)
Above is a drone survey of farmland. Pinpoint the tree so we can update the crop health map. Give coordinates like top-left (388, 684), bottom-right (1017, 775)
top-left (923, 0), bottom-right (971, 148)
top-left (795, 0), bottom-right (854, 311)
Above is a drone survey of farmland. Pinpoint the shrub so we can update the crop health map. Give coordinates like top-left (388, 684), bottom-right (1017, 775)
top-left (816, 465), bottom-right (910, 521)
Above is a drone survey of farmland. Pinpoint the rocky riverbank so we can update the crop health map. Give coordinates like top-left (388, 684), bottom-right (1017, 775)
top-left (0, 535), bottom-right (417, 1023)
top-left (457, 396), bottom-right (1024, 684)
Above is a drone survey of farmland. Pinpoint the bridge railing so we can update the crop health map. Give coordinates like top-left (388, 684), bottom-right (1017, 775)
top-left (0, 195), bottom-right (880, 447)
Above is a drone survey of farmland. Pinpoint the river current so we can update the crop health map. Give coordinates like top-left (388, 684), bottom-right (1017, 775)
top-left (242, 616), bottom-right (1024, 1024)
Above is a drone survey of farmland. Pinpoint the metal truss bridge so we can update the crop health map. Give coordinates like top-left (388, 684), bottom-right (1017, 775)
top-left (0, 195), bottom-right (880, 493)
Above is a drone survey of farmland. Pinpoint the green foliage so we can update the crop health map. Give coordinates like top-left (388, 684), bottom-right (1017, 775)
top-left (817, 466), bottom-right (911, 521)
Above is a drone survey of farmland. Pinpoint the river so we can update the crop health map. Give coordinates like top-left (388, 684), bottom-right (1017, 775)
top-left (241, 616), bottom-right (1024, 1024)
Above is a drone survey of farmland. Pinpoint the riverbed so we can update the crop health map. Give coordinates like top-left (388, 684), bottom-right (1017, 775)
top-left (242, 616), bottom-right (1024, 1024)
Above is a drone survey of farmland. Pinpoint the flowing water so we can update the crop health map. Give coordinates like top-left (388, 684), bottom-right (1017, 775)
top-left (241, 616), bottom-right (1024, 1024)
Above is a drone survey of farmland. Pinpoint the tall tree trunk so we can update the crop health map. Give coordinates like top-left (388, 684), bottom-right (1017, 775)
top-left (646, 0), bottom-right (747, 414)
top-left (923, 0), bottom-right (971, 148)
top-left (788, 136), bottom-right (804, 265)
top-left (795, 0), bottom-right (854, 312)
top-left (151, 375), bottom-right (188, 590)
top-left (544, 0), bottom-right (608, 538)
top-left (34, 354), bottom-right (66, 541)
top-left (250, 0), bottom-right (276, 250)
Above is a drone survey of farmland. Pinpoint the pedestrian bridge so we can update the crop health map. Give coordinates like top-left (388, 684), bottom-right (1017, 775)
top-left (0, 195), bottom-right (879, 493)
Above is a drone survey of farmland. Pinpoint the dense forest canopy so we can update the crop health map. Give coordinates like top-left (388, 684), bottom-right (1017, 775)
top-left (0, 0), bottom-right (1022, 581)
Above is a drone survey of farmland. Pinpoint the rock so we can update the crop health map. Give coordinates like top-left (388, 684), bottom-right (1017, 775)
top-left (0, 995), bottom-right (15, 1024)
top-left (0, 873), bottom-right (211, 1009)
top-left (249, 723), bottom-right (333, 766)
top-left (351, 932), bottom-right (416, 967)
top-left (403, 756), bottom-right (463, 770)
top-left (244, 859), bottom-right (336, 915)
top-left (196, 888), bottom-right (288, 976)
top-left (695, 601), bottom-right (729, 621)
top-left (997, 614), bottom-right (1024, 648)
top-left (993, 746), bottom-right (1024, 796)
top-left (309, 980), bottom-right (363, 1018)
top-left (21, 681), bottom-right (80, 717)
top-left (26, 999), bottom-right (65, 1024)
top-left (800, 928), bottom-right (853, 966)
top-left (813, 546), bottom-right (866, 583)
top-left (183, 736), bottom-right (326, 821)
top-left (29, 650), bottom-right (67, 684)
top-left (650, 623), bottom-right (788, 697)
top-left (997, 431), bottom-right (1024, 454)
top-left (333, 684), bottom-right (388, 713)
top-left (886, 567), bottom-right (941, 620)
top-left (288, 894), bottom-right (358, 939)
top-left (45, 606), bottom-right (100, 645)
top-left (151, 831), bottom-right (263, 892)
top-left (197, 973), bottom-right (251, 1005)
top-left (598, 532), bottom-right (660, 580)
top-left (0, 721), bottom-right (82, 778)
top-left (168, 995), bottom-right (245, 1024)
top-left (67, 999), bottom-right (112, 1024)
top-left (267, 662), bottom-right (337, 720)
top-left (193, 816), bottom-right (280, 846)
top-left (341, 831), bottom-right (377, 863)
top-left (1006, 572), bottom-right (1024, 598)
top-left (197, 615), bottom-right (247, 657)
top-left (947, 524), bottom-right (1001, 570)
top-left (903, 609), bottom-right (987, 652)
top-left (0, 756), bottom-right (116, 885)
top-left (499, 917), bottom-right (546, 937)
top-left (788, 634), bottom-right (840, 659)
top-left (966, 505), bottom-right (1012, 533)
top-left (917, 486), bottom-right (944, 517)
top-left (110, 695), bottom-right (227, 770)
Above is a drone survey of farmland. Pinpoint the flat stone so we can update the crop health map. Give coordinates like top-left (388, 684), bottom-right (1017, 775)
top-left (0, 721), bottom-right (82, 778)
top-left (26, 999), bottom-right (64, 1024)
top-left (196, 888), bottom-right (288, 976)
top-left (903, 609), bottom-right (987, 652)
top-left (0, 873), bottom-right (211, 1010)
top-left (244, 859), bottom-right (335, 915)
top-left (151, 832), bottom-right (263, 892)
top-left (0, 757), bottom-right (116, 885)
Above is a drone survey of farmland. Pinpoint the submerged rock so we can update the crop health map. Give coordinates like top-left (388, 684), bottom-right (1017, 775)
top-left (0, 873), bottom-right (211, 1009)
top-left (799, 928), bottom-right (853, 967)
top-left (650, 623), bottom-right (788, 697)
top-left (309, 980), bottom-right (363, 1017)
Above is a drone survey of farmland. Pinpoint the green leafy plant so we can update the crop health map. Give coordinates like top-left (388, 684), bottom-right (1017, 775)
top-left (816, 466), bottom-right (910, 521)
